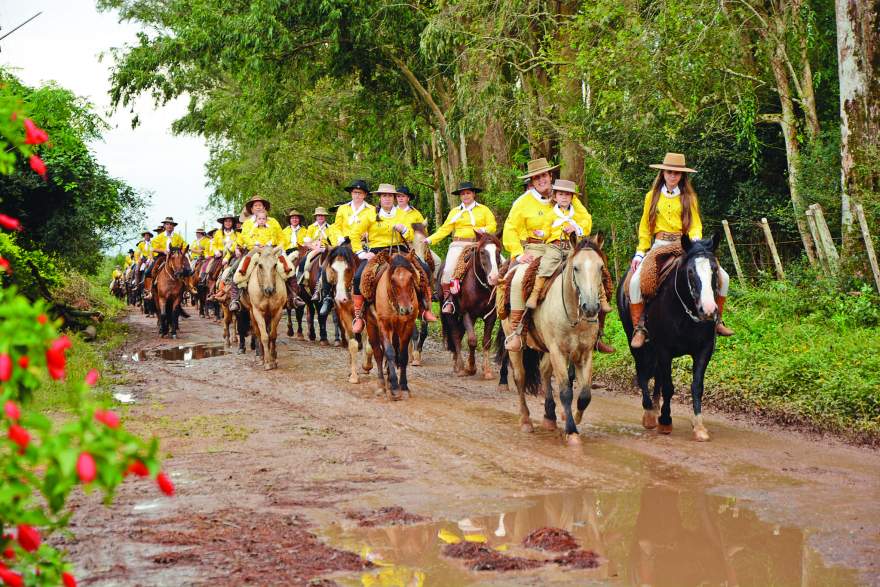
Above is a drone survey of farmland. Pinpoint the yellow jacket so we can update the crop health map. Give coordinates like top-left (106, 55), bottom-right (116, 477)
top-left (112, 269), bottom-right (122, 279)
top-left (151, 231), bottom-right (186, 256)
top-left (213, 228), bottom-right (239, 257)
top-left (331, 202), bottom-right (375, 246)
top-left (544, 203), bottom-right (593, 243)
top-left (135, 239), bottom-right (153, 262)
top-left (427, 203), bottom-right (496, 244)
top-left (281, 225), bottom-right (307, 250)
top-left (243, 223), bottom-right (284, 248)
top-left (636, 189), bottom-right (702, 254)
top-left (190, 236), bottom-right (211, 258)
top-left (305, 222), bottom-right (334, 247)
top-left (397, 206), bottom-right (426, 231)
top-left (363, 208), bottom-right (412, 249)
top-left (504, 190), bottom-right (593, 258)
top-left (124, 254), bottom-right (134, 268)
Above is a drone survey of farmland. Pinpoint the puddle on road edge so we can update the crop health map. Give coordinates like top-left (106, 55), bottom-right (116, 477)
top-left (124, 343), bottom-right (227, 363)
top-left (323, 482), bottom-right (858, 587)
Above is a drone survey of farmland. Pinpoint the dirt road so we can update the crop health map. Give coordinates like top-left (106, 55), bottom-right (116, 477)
top-left (63, 309), bottom-right (880, 586)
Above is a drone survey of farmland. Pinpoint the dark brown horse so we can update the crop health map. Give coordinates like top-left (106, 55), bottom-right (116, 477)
top-left (287, 247), bottom-right (330, 344)
top-left (440, 233), bottom-right (502, 378)
top-left (153, 248), bottom-right (187, 338)
top-left (327, 240), bottom-right (372, 383)
top-left (365, 253), bottom-right (420, 400)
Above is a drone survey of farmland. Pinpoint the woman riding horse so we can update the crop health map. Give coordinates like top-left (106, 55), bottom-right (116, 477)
top-left (227, 196), bottom-right (286, 311)
top-left (143, 217), bottom-right (191, 293)
top-left (628, 153), bottom-right (733, 348)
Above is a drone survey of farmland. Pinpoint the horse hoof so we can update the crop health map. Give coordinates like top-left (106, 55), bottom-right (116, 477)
top-left (236, 348), bottom-right (245, 355)
top-left (483, 371), bottom-right (494, 380)
top-left (348, 375), bottom-right (359, 384)
top-left (520, 422), bottom-right (534, 433)
top-left (693, 426), bottom-right (711, 442)
top-left (541, 418), bottom-right (557, 431)
top-left (286, 328), bottom-right (294, 337)
top-left (334, 340), bottom-right (343, 347)
top-left (566, 433), bottom-right (582, 446)
top-left (319, 339), bottom-right (329, 347)
top-left (411, 359), bottom-right (421, 366)
top-left (642, 411), bottom-right (658, 429)
top-left (296, 333), bottom-right (305, 341)
top-left (465, 368), bottom-right (477, 376)
top-left (496, 384), bottom-right (509, 393)
top-left (657, 423), bottom-right (673, 435)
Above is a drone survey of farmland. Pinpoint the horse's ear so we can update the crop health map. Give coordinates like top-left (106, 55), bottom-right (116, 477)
top-left (594, 232), bottom-right (605, 250)
top-left (711, 232), bottom-right (721, 252)
top-left (681, 234), bottom-right (693, 251)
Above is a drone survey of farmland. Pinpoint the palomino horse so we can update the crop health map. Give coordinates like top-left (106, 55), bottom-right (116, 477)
top-left (617, 234), bottom-right (722, 442)
top-left (364, 253), bottom-right (421, 400)
top-left (240, 246), bottom-right (288, 370)
top-left (440, 233), bottom-right (501, 378)
top-left (326, 239), bottom-right (373, 384)
top-left (153, 248), bottom-right (187, 338)
top-left (499, 237), bottom-right (606, 445)
top-left (410, 225), bottom-right (441, 365)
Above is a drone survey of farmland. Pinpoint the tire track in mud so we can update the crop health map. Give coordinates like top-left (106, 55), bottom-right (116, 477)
top-left (62, 310), bottom-right (880, 586)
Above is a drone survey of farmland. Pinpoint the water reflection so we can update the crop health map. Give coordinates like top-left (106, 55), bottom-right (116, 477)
top-left (124, 343), bottom-right (227, 363)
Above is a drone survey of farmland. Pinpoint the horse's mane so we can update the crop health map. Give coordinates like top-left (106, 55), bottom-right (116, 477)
top-left (478, 232), bottom-right (502, 249)
top-left (389, 254), bottom-right (415, 272)
top-left (575, 237), bottom-right (602, 253)
top-left (411, 222), bottom-right (427, 234)
top-left (328, 239), bottom-right (357, 265)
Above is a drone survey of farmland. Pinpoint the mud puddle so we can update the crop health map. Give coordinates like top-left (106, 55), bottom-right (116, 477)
top-left (325, 474), bottom-right (857, 586)
top-left (123, 343), bottom-right (227, 363)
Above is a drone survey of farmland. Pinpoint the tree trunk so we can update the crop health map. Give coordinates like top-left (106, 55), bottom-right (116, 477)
top-left (836, 0), bottom-right (880, 243)
top-left (789, 0), bottom-right (821, 140)
top-left (431, 132), bottom-right (445, 228)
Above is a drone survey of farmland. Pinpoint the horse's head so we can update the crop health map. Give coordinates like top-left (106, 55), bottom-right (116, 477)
top-left (167, 248), bottom-right (187, 278)
top-left (569, 235), bottom-right (606, 318)
top-left (387, 255), bottom-right (418, 316)
top-left (680, 233), bottom-right (722, 321)
top-left (327, 239), bottom-right (356, 303)
top-left (476, 233), bottom-right (502, 286)
top-left (252, 245), bottom-right (282, 296)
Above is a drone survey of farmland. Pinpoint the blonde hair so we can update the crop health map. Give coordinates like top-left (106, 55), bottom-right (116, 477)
top-left (647, 172), bottom-right (699, 235)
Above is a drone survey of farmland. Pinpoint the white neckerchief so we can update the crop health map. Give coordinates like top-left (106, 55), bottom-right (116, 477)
top-left (314, 222), bottom-right (327, 234)
top-left (527, 188), bottom-right (550, 204)
top-left (449, 201), bottom-right (477, 226)
top-left (289, 224), bottom-right (301, 246)
top-left (378, 206), bottom-right (397, 220)
top-left (143, 239), bottom-right (151, 252)
top-left (164, 231), bottom-right (173, 251)
top-left (661, 185), bottom-right (681, 198)
top-left (347, 201), bottom-right (368, 225)
top-left (399, 205), bottom-right (411, 213)
top-left (223, 229), bottom-right (235, 248)
top-left (551, 204), bottom-right (583, 235)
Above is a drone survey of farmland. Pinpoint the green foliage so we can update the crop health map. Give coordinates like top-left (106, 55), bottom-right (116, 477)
top-left (0, 233), bottom-right (62, 301)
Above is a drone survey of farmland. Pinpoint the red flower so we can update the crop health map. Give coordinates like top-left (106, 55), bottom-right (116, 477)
top-left (0, 568), bottom-right (22, 587)
top-left (2, 547), bottom-right (13, 559)
top-left (28, 155), bottom-right (46, 178)
top-left (0, 355), bottom-right (11, 382)
top-left (156, 472), bottom-right (175, 496)
top-left (0, 258), bottom-right (9, 275)
top-left (36, 314), bottom-right (47, 325)
top-left (94, 409), bottom-right (120, 429)
top-left (84, 369), bottom-right (99, 386)
top-left (16, 525), bottom-right (39, 552)
top-left (62, 573), bottom-right (77, 587)
top-left (126, 460), bottom-right (149, 477)
top-left (4, 401), bottom-right (19, 421)
top-left (45, 335), bottom-right (72, 380)
top-left (7, 425), bottom-right (29, 450)
top-left (23, 119), bottom-right (48, 145)
top-left (0, 215), bottom-right (20, 232)
top-left (77, 452), bottom-right (97, 483)
top-left (16, 356), bottom-right (27, 369)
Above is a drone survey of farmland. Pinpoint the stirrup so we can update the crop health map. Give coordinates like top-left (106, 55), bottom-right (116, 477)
top-left (504, 331), bottom-right (523, 351)
top-left (441, 299), bottom-right (455, 314)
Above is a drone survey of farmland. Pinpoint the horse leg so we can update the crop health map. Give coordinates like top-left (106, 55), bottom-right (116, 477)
top-left (383, 334), bottom-right (400, 401)
top-left (306, 303), bottom-right (317, 341)
top-left (639, 354), bottom-right (660, 430)
top-left (481, 315), bottom-right (496, 380)
top-left (317, 306), bottom-right (329, 345)
top-left (236, 311), bottom-right (248, 354)
top-left (286, 308), bottom-right (294, 337)
top-left (361, 334), bottom-right (373, 373)
top-left (509, 351), bottom-right (532, 433)
top-left (295, 305), bottom-right (306, 340)
top-left (399, 331), bottom-right (412, 397)
top-left (657, 353), bottom-right (675, 435)
top-left (574, 351), bottom-right (595, 425)
top-left (541, 358), bottom-right (557, 431)
top-left (497, 352), bottom-right (510, 393)
top-left (691, 347), bottom-right (713, 442)
top-left (462, 314), bottom-right (477, 376)
top-left (347, 335), bottom-right (360, 384)
top-left (547, 346), bottom-right (580, 445)
top-left (268, 309), bottom-right (280, 370)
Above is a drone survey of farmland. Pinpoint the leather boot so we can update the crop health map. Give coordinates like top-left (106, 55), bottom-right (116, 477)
top-left (419, 292), bottom-right (437, 322)
top-left (525, 276), bottom-right (546, 309)
top-left (504, 310), bottom-right (525, 351)
top-left (352, 294), bottom-right (366, 333)
top-left (237, 255), bottom-right (252, 276)
top-left (595, 311), bottom-right (616, 354)
top-left (318, 276), bottom-right (334, 317)
top-left (441, 284), bottom-right (455, 314)
top-left (229, 284), bottom-right (241, 312)
top-left (715, 295), bottom-right (734, 336)
top-left (630, 302), bottom-right (647, 349)
top-left (312, 269), bottom-right (323, 301)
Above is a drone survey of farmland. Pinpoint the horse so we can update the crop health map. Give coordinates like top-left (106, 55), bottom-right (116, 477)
top-left (202, 258), bottom-right (223, 321)
top-left (616, 234), bottom-right (722, 442)
top-left (239, 245), bottom-right (288, 370)
top-left (410, 225), bottom-right (442, 365)
top-left (498, 237), bottom-right (606, 445)
top-left (326, 239), bottom-right (373, 384)
top-left (364, 253), bottom-right (421, 400)
top-left (282, 246), bottom-right (310, 340)
top-left (189, 257), bottom-right (208, 316)
top-left (289, 247), bottom-right (331, 344)
top-left (440, 233), bottom-right (502, 378)
top-left (153, 248), bottom-right (187, 338)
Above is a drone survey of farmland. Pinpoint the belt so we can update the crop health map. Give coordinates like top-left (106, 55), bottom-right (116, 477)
top-left (656, 231), bottom-right (682, 241)
top-left (452, 237), bottom-right (476, 242)
top-left (547, 239), bottom-right (572, 248)
top-left (525, 238), bottom-right (544, 244)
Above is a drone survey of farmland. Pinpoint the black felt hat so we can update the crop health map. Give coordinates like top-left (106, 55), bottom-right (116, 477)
top-left (343, 179), bottom-right (370, 194)
top-left (451, 181), bottom-right (483, 195)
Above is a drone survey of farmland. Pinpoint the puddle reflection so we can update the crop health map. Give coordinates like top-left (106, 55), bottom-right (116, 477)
top-left (124, 343), bottom-right (227, 363)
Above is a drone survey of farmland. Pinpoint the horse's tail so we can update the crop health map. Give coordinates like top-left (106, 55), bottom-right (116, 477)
top-left (493, 325), bottom-right (506, 364)
top-left (441, 314), bottom-right (457, 352)
top-left (521, 347), bottom-right (543, 396)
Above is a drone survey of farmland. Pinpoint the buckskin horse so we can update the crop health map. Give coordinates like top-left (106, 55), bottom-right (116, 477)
top-left (364, 253), bottom-right (421, 400)
top-left (153, 248), bottom-right (187, 338)
top-left (498, 237), bottom-right (606, 445)
top-left (326, 239), bottom-right (373, 384)
top-left (440, 233), bottom-right (501, 378)
top-left (617, 234), bottom-right (722, 442)
top-left (240, 245), bottom-right (288, 370)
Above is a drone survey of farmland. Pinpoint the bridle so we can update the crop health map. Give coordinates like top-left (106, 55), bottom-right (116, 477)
top-left (561, 248), bottom-right (599, 327)
top-left (673, 252), bottom-right (716, 323)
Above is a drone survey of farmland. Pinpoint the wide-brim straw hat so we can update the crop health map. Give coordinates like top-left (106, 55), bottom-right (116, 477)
top-left (244, 195), bottom-right (271, 214)
top-left (154, 225), bottom-right (165, 233)
top-left (344, 179), bottom-right (370, 193)
top-left (141, 229), bottom-right (153, 237)
top-left (649, 152), bottom-right (696, 173)
top-left (452, 181), bottom-right (483, 195)
top-left (313, 206), bottom-right (329, 216)
top-left (160, 216), bottom-right (178, 226)
top-left (286, 208), bottom-right (305, 220)
top-left (551, 179), bottom-right (579, 195)
top-left (217, 214), bottom-right (236, 223)
top-left (518, 157), bottom-right (559, 179)
top-left (372, 183), bottom-right (397, 195)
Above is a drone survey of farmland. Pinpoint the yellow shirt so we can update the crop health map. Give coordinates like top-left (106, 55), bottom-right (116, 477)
top-left (544, 204), bottom-right (593, 243)
top-left (397, 206), bottom-right (426, 231)
top-left (305, 222), bottom-right (334, 247)
top-left (124, 254), bottom-right (133, 268)
top-left (504, 190), bottom-right (594, 258)
top-left (363, 207), bottom-right (412, 249)
top-left (427, 202), bottom-right (496, 244)
top-left (112, 269), bottom-right (122, 279)
top-left (281, 224), bottom-right (307, 249)
top-left (637, 189), bottom-right (702, 254)
top-left (331, 201), bottom-right (375, 246)
top-left (135, 239), bottom-right (153, 262)
top-left (243, 223), bottom-right (284, 248)
top-left (213, 229), bottom-right (239, 257)
top-left (151, 231), bottom-right (186, 256)
top-left (190, 236), bottom-right (211, 258)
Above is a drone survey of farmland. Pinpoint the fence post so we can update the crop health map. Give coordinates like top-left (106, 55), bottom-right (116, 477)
top-left (760, 218), bottom-right (785, 280)
top-left (805, 209), bottom-right (830, 276)
top-left (721, 220), bottom-right (746, 286)
top-left (854, 203), bottom-right (880, 294)
top-left (809, 204), bottom-right (839, 274)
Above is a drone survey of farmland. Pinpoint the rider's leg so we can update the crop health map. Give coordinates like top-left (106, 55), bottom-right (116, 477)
top-left (596, 265), bottom-right (616, 353)
top-left (505, 264), bottom-right (530, 351)
top-left (440, 242), bottom-right (464, 313)
top-left (351, 259), bottom-right (368, 334)
top-left (629, 260), bottom-right (647, 348)
top-left (526, 246), bottom-right (560, 309)
top-left (715, 266), bottom-right (733, 336)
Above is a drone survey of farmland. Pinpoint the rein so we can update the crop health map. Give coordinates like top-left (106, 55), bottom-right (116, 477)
top-left (470, 241), bottom-right (498, 318)
top-left (673, 256), bottom-right (705, 323)
top-left (560, 252), bottom-right (599, 327)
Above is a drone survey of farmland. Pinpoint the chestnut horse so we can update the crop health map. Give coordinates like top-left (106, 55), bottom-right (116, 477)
top-left (326, 240), bottom-right (373, 383)
top-left (153, 248), bottom-right (187, 338)
top-left (365, 253), bottom-right (421, 400)
top-left (240, 245), bottom-right (288, 370)
top-left (440, 233), bottom-right (501, 378)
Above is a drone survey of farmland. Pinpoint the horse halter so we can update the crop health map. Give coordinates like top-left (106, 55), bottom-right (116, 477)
top-left (674, 253), bottom-right (715, 323)
top-left (561, 250), bottom-right (599, 327)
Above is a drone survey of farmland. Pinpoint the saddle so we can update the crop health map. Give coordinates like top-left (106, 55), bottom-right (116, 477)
top-left (496, 257), bottom-right (563, 320)
top-left (624, 241), bottom-right (685, 300)
top-left (451, 244), bottom-right (478, 282)
top-left (362, 250), bottom-right (430, 305)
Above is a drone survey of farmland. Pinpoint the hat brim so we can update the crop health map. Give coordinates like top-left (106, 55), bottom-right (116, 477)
top-left (518, 164), bottom-right (559, 179)
top-left (452, 187), bottom-right (483, 195)
top-left (287, 213), bottom-right (305, 219)
top-left (552, 187), bottom-right (579, 195)
top-left (217, 216), bottom-right (235, 223)
top-left (649, 163), bottom-right (696, 173)
top-left (162, 221), bottom-right (179, 226)
top-left (344, 186), bottom-right (369, 193)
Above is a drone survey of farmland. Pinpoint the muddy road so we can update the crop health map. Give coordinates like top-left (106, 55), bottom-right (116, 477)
top-left (64, 309), bottom-right (880, 586)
